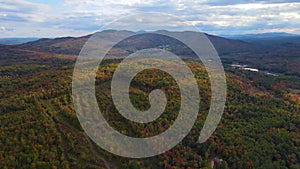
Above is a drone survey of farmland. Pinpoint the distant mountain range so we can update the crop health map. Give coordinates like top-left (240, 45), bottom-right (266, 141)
top-left (223, 32), bottom-right (300, 45)
top-left (0, 38), bottom-right (39, 45)
top-left (1, 30), bottom-right (300, 60)
top-left (9, 30), bottom-right (259, 57)
top-left (225, 32), bottom-right (298, 39)
top-left (1, 30), bottom-right (300, 76)
top-left (2, 31), bottom-right (299, 46)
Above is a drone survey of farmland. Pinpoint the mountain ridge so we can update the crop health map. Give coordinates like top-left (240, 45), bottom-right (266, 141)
top-left (15, 30), bottom-right (260, 57)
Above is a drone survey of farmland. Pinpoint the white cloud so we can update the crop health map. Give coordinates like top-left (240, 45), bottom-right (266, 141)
top-left (177, 2), bottom-right (300, 34)
top-left (0, 13), bottom-right (8, 17)
top-left (0, 26), bottom-right (6, 31)
top-left (0, 0), bottom-right (300, 37)
top-left (0, 0), bottom-right (50, 22)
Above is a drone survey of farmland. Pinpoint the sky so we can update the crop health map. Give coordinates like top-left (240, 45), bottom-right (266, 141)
top-left (0, 0), bottom-right (300, 37)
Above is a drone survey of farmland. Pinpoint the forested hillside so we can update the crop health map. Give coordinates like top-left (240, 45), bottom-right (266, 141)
top-left (1, 43), bottom-right (299, 168)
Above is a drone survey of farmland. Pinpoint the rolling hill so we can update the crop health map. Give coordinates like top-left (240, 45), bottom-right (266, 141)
top-left (1, 30), bottom-right (300, 169)
top-left (7, 30), bottom-right (299, 76)
top-left (0, 38), bottom-right (39, 45)
top-left (17, 30), bottom-right (261, 57)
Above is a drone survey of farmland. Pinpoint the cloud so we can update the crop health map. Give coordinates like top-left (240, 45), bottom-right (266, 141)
top-left (58, 0), bottom-right (300, 34)
top-left (0, 26), bottom-right (14, 32)
top-left (0, 0), bottom-right (300, 37)
top-left (0, 0), bottom-right (49, 22)
top-left (0, 26), bottom-right (6, 31)
top-left (171, 2), bottom-right (300, 34)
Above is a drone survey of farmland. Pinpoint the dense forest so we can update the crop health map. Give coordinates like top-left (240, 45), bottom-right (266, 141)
top-left (1, 44), bottom-right (299, 168)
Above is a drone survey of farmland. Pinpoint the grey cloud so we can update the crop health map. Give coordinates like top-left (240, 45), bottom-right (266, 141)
top-left (1, 0), bottom-right (300, 37)
top-left (0, 0), bottom-right (48, 22)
